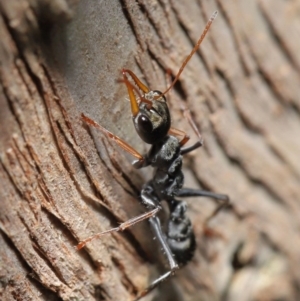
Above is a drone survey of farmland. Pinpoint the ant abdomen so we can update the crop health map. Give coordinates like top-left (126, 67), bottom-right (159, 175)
top-left (167, 201), bottom-right (196, 265)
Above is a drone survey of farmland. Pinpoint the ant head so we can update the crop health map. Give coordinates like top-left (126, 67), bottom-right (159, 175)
top-left (121, 11), bottom-right (218, 144)
top-left (122, 69), bottom-right (171, 144)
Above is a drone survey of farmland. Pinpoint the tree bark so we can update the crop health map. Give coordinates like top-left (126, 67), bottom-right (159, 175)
top-left (0, 1), bottom-right (300, 301)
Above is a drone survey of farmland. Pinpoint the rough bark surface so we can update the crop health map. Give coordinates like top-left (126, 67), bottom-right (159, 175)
top-left (0, 1), bottom-right (299, 301)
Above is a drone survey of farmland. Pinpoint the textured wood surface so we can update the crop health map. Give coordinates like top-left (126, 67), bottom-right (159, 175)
top-left (0, 1), bottom-right (300, 301)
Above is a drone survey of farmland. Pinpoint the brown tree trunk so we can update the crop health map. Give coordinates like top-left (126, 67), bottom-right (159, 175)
top-left (1, 1), bottom-right (300, 301)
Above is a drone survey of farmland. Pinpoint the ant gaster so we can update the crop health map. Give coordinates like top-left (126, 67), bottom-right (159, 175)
top-left (78, 11), bottom-right (229, 301)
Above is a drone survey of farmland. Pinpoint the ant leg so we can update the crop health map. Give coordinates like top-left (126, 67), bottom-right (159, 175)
top-left (134, 216), bottom-right (179, 301)
top-left (165, 64), bottom-right (202, 154)
top-left (180, 139), bottom-right (203, 155)
top-left (179, 104), bottom-right (203, 155)
top-left (168, 104), bottom-right (203, 155)
top-left (77, 206), bottom-right (161, 250)
top-left (169, 88), bottom-right (204, 155)
top-left (177, 188), bottom-right (230, 222)
top-left (168, 127), bottom-right (190, 146)
top-left (178, 188), bottom-right (228, 201)
top-left (166, 64), bottom-right (198, 151)
top-left (81, 113), bottom-right (149, 168)
top-left (77, 184), bottom-right (162, 250)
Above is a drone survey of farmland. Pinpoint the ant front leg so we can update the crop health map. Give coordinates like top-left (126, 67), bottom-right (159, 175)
top-left (168, 112), bottom-right (203, 155)
top-left (179, 106), bottom-right (204, 155)
top-left (77, 114), bottom-right (160, 250)
top-left (81, 113), bottom-right (147, 167)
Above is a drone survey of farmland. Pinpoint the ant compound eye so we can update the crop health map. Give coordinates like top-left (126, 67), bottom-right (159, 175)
top-left (138, 115), bottom-right (153, 133)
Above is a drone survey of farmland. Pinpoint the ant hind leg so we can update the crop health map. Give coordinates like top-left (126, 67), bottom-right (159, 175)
top-left (134, 216), bottom-right (179, 301)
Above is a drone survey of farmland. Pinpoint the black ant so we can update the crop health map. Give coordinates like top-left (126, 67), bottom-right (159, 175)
top-left (78, 11), bottom-right (229, 301)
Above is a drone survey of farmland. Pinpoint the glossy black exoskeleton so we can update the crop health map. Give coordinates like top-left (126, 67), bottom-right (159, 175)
top-left (78, 11), bottom-right (229, 301)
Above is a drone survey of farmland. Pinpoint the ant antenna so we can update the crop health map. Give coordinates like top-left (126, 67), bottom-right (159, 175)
top-left (161, 10), bottom-right (218, 97)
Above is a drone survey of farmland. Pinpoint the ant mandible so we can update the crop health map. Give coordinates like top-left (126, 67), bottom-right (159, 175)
top-left (78, 10), bottom-right (229, 301)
